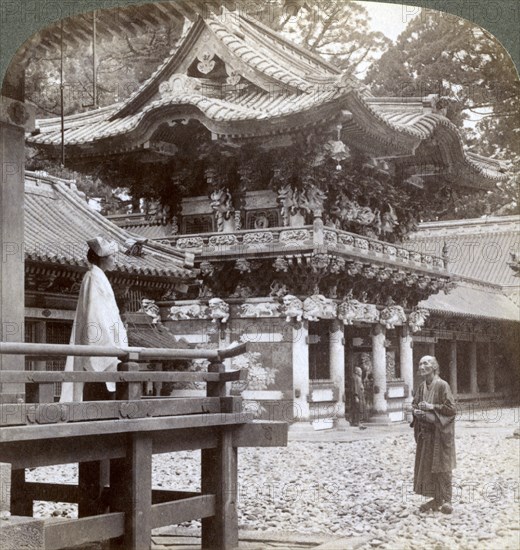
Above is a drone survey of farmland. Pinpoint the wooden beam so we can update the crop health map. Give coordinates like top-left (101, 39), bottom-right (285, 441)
top-left (152, 489), bottom-right (200, 504)
top-left (232, 421), bottom-right (288, 447)
top-left (22, 482), bottom-right (79, 504)
top-left (201, 428), bottom-right (238, 549)
top-left (0, 413), bottom-right (252, 443)
top-left (78, 460), bottom-right (110, 518)
top-left (0, 434), bottom-right (127, 469)
top-left (151, 495), bottom-right (216, 529)
top-left (0, 341), bottom-right (248, 362)
top-left (0, 370), bottom-right (243, 383)
top-left (0, 397), bottom-right (223, 427)
top-left (44, 512), bottom-right (124, 550)
top-left (152, 427), bottom-right (218, 454)
top-left (110, 433), bottom-right (152, 550)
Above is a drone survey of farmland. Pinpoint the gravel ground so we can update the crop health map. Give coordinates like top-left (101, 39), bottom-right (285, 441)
top-left (27, 407), bottom-right (519, 549)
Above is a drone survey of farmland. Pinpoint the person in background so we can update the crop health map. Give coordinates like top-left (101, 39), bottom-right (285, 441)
top-left (60, 236), bottom-right (127, 402)
top-left (351, 366), bottom-right (367, 430)
top-left (409, 355), bottom-right (456, 514)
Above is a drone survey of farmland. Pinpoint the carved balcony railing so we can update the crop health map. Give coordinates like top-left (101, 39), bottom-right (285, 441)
top-left (155, 223), bottom-right (449, 276)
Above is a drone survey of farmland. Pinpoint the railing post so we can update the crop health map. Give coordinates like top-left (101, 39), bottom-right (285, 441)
top-left (109, 433), bottom-right (152, 550)
top-left (116, 352), bottom-right (142, 401)
top-left (1, 462), bottom-right (45, 549)
top-left (78, 460), bottom-right (110, 519)
top-left (202, 358), bottom-right (239, 550)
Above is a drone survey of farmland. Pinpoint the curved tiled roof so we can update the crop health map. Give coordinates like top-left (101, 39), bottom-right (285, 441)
top-left (29, 87), bottom-right (343, 145)
top-left (24, 171), bottom-right (195, 281)
top-left (408, 216), bottom-right (520, 288)
top-left (420, 281), bottom-right (519, 322)
top-left (27, 12), bottom-right (508, 187)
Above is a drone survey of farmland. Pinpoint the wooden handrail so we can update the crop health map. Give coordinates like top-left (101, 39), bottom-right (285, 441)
top-left (0, 342), bottom-right (247, 362)
top-left (0, 370), bottom-right (245, 383)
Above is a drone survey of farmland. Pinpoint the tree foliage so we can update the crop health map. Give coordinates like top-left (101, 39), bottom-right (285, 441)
top-left (253, 0), bottom-right (390, 76)
top-left (365, 9), bottom-right (519, 217)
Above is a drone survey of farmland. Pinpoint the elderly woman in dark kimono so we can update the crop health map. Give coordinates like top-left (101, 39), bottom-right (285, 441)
top-left (410, 355), bottom-right (456, 514)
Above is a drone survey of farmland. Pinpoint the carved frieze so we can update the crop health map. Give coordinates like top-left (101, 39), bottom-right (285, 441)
top-left (369, 241), bottom-right (384, 253)
top-left (303, 294), bottom-right (337, 321)
top-left (391, 269), bottom-right (407, 284)
top-left (177, 237), bottom-right (204, 249)
top-left (239, 301), bottom-right (281, 318)
top-left (208, 234), bottom-right (237, 246)
top-left (338, 233), bottom-right (354, 246)
top-left (324, 230), bottom-right (338, 245)
top-left (354, 237), bottom-right (369, 250)
top-left (384, 245), bottom-right (397, 256)
top-left (169, 302), bottom-right (209, 321)
top-left (243, 231), bottom-right (274, 244)
top-left (397, 248), bottom-right (410, 261)
top-left (279, 229), bottom-right (311, 244)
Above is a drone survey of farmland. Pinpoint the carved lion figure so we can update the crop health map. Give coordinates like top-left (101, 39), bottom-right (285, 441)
top-left (140, 299), bottom-right (161, 325)
top-left (379, 305), bottom-right (407, 330)
top-left (281, 294), bottom-right (304, 322)
top-left (208, 298), bottom-right (230, 323)
top-left (408, 308), bottom-right (430, 333)
top-left (337, 298), bottom-right (364, 325)
top-left (303, 294), bottom-right (337, 321)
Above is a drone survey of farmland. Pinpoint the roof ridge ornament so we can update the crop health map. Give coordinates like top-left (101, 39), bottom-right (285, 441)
top-left (159, 74), bottom-right (201, 98)
top-left (197, 51), bottom-right (216, 74)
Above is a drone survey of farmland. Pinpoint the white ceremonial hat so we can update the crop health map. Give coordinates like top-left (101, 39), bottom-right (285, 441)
top-left (87, 236), bottom-right (118, 257)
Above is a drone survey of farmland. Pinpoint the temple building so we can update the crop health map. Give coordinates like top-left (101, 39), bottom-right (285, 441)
top-left (408, 216), bottom-right (519, 403)
top-left (22, 169), bottom-right (196, 399)
top-left (25, 10), bottom-right (518, 426)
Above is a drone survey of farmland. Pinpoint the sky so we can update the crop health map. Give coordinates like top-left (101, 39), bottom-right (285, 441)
top-left (360, 1), bottom-right (420, 41)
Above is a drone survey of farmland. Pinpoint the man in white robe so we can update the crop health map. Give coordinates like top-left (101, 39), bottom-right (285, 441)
top-left (60, 237), bottom-right (127, 402)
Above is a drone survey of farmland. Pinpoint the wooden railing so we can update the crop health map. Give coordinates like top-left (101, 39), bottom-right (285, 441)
top-left (0, 342), bottom-right (287, 550)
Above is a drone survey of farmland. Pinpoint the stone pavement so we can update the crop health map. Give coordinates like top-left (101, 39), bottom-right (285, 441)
top-left (151, 526), bottom-right (369, 549)
top-left (151, 421), bottom-right (410, 549)
top-left (150, 410), bottom-right (519, 549)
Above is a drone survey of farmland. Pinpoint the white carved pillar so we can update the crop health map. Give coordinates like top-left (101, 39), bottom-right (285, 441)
top-left (329, 320), bottom-right (346, 422)
top-left (400, 326), bottom-right (414, 406)
top-left (469, 340), bottom-right (478, 394)
top-left (292, 321), bottom-right (310, 422)
top-left (370, 324), bottom-right (389, 422)
top-left (487, 341), bottom-right (495, 393)
top-left (449, 339), bottom-right (458, 397)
